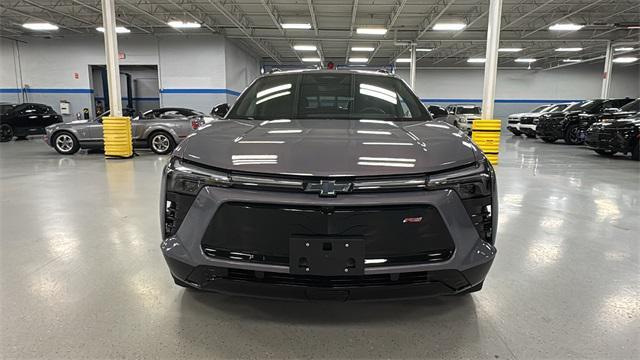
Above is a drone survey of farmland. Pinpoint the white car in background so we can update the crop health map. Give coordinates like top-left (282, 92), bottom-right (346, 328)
top-left (507, 104), bottom-right (551, 136)
top-left (444, 104), bottom-right (482, 132)
top-left (518, 102), bottom-right (575, 138)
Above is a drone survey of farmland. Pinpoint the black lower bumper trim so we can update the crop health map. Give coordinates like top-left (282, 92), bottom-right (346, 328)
top-left (164, 255), bottom-right (493, 301)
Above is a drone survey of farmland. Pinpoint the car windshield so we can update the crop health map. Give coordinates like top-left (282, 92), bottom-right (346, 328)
top-left (620, 99), bottom-right (639, 112)
top-left (562, 102), bottom-right (586, 112)
top-left (531, 105), bottom-right (549, 113)
top-left (576, 100), bottom-right (605, 112)
top-left (457, 106), bottom-right (480, 114)
top-left (544, 103), bottom-right (569, 113)
top-left (228, 72), bottom-right (428, 121)
top-left (0, 104), bottom-right (16, 114)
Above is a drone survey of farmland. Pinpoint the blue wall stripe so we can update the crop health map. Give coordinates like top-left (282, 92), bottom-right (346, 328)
top-left (0, 88), bottom-right (21, 93)
top-left (25, 88), bottom-right (94, 94)
top-left (94, 97), bottom-right (160, 101)
top-left (421, 98), bottom-right (583, 104)
top-left (160, 88), bottom-right (241, 96)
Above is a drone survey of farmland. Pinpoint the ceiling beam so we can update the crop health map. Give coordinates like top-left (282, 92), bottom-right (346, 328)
top-left (260, 0), bottom-right (284, 35)
top-left (521, 0), bottom-right (607, 39)
top-left (306, 0), bottom-right (319, 37)
top-left (68, 0), bottom-right (151, 34)
top-left (415, 0), bottom-right (457, 40)
top-left (0, 5), bottom-right (83, 33)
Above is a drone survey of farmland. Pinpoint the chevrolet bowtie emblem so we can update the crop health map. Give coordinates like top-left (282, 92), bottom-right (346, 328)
top-left (305, 180), bottom-right (352, 197)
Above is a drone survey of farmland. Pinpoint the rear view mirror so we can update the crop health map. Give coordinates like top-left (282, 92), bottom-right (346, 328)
top-left (211, 103), bottom-right (230, 118)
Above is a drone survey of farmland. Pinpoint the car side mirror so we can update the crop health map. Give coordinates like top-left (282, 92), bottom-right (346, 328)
top-left (211, 103), bottom-right (230, 118)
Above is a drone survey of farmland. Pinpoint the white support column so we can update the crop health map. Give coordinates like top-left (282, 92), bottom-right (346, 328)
top-left (409, 43), bottom-right (417, 90)
top-left (100, 0), bottom-right (122, 117)
top-left (481, 0), bottom-right (503, 120)
top-left (601, 41), bottom-right (613, 99)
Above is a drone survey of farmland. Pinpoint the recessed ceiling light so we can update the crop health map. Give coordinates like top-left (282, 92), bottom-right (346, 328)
top-left (281, 23), bottom-right (311, 30)
top-left (614, 47), bottom-right (634, 51)
top-left (433, 23), bottom-right (466, 31)
top-left (515, 58), bottom-right (537, 63)
top-left (549, 23), bottom-right (583, 31)
top-left (555, 47), bottom-right (583, 52)
top-left (96, 26), bottom-right (130, 33)
top-left (301, 57), bottom-right (321, 62)
top-left (416, 48), bottom-right (433, 52)
top-left (349, 57), bottom-right (369, 63)
top-left (168, 21), bottom-right (201, 28)
top-left (351, 46), bottom-right (375, 52)
top-left (293, 45), bottom-right (317, 51)
top-left (562, 59), bottom-right (582, 63)
top-left (22, 22), bottom-right (58, 31)
top-left (612, 57), bottom-right (638, 63)
top-left (467, 58), bottom-right (486, 63)
top-left (395, 58), bottom-right (411, 63)
top-left (356, 27), bottom-right (387, 35)
top-left (498, 48), bottom-right (523, 52)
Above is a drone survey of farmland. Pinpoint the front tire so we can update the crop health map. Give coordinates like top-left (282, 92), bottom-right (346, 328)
top-left (0, 124), bottom-right (14, 142)
top-left (594, 149), bottom-right (616, 157)
top-left (53, 131), bottom-right (80, 154)
top-left (564, 124), bottom-right (583, 145)
top-left (149, 131), bottom-right (175, 155)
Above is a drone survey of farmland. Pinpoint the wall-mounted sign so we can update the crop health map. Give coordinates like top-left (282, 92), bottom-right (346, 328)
top-left (118, 51), bottom-right (126, 60)
top-left (74, 72), bottom-right (79, 79)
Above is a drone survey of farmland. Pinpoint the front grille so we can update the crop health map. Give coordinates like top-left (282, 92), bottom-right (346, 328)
top-left (520, 117), bottom-right (535, 125)
top-left (201, 203), bottom-right (455, 266)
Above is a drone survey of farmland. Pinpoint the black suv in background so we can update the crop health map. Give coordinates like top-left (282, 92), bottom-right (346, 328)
top-left (536, 98), bottom-right (634, 144)
top-left (0, 103), bottom-right (63, 142)
top-left (585, 99), bottom-right (640, 160)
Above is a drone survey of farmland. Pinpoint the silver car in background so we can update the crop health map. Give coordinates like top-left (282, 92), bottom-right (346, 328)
top-left (444, 104), bottom-right (482, 132)
top-left (507, 104), bottom-right (551, 136)
top-left (44, 107), bottom-right (205, 155)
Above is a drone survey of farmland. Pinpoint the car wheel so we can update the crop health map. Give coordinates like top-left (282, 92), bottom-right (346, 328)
top-left (149, 131), bottom-right (175, 155)
top-left (456, 281), bottom-right (484, 295)
top-left (632, 142), bottom-right (639, 161)
top-left (525, 133), bottom-right (536, 139)
top-left (541, 137), bottom-right (557, 143)
top-left (511, 130), bottom-right (522, 136)
top-left (53, 131), bottom-right (80, 155)
top-left (0, 124), bottom-right (14, 142)
top-left (15, 136), bottom-right (28, 140)
top-left (594, 149), bottom-right (616, 157)
top-left (564, 124), bottom-right (582, 145)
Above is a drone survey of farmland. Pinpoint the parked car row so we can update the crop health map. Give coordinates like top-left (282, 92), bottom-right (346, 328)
top-left (507, 98), bottom-right (639, 160)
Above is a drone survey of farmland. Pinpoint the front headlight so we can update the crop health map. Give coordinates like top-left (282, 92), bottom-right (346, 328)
top-left (166, 158), bottom-right (231, 195)
top-left (426, 161), bottom-right (492, 199)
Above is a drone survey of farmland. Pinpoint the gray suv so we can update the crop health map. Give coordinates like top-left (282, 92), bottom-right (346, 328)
top-left (45, 107), bottom-right (205, 155)
top-left (161, 70), bottom-right (497, 300)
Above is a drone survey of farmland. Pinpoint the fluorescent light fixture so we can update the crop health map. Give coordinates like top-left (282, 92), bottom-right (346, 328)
top-left (356, 27), bottom-right (387, 35)
top-left (349, 57), bottom-right (369, 63)
top-left (301, 57), bottom-right (321, 62)
top-left (498, 48), bottom-right (523, 52)
top-left (515, 58), bottom-right (537, 63)
top-left (549, 23), bottom-right (584, 31)
top-left (555, 47), bottom-right (583, 52)
top-left (168, 21), bottom-right (201, 28)
top-left (22, 22), bottom-right (58, 31)
top-left (614, 47), bottom-right (634, 51)
top-left (432, 23), bottom-right (466, 31)
top-left (467, 58), bottom-right (486, 63)
top-left (562, 59), bottom-right (582, 63)
top-left (96, 26), bottom-right (130, 33)
top-left (395, 58), bottom-right (411, 63)
top-left (351, 46), bottom-right (375, 52)
top-left (416, 48), bottom-right (433, 52)
top-left (612, 57), bottom-right (638, 63)
top-left (293, 44), bottom-right (317, 51)
top-left (281, 23), bottom-right (311, 30)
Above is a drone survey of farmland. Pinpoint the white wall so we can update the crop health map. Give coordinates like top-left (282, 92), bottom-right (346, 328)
top-left (396, 63), bottom-right (640, 120)
top-left (224, 40), bottom-right (260, 104)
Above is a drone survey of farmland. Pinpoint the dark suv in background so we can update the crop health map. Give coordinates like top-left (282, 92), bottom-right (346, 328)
top-left (160, 70), bottom-right (498, 300)
top-left (536, 98), bottom-right (634, 144)
top-left (0, 103), bottom-right (63, 142)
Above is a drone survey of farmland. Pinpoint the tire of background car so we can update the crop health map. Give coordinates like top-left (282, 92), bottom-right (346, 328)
top-left (594, 149), bottom-right (616, 156)
top-left (149, 131), bottom-right (175, 155)
top-left (52, 131), bottom-right (80, 155)
top-left (455, 281), bottom-right (484, 295)
top-left (632, 141), bottom-right (639, 161)
top-left (0, 124), bottom-right (14, 142)
top-left (525, 133), bottom-right (536, 139)
top-left (511, 130), bottom-right (522, 136)
top-left (564, 124), bottom-right (583, 145)
top-left (15, 136), bottom-right (28, 140)
top-left (541, 137), bottom-right (557, 143)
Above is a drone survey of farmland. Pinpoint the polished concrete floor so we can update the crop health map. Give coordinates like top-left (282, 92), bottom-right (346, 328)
top-left (1, 136), bottom-right (638, 359)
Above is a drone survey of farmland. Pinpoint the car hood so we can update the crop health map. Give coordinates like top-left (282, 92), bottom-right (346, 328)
top-left (177, 119), bottom-right (480, 177)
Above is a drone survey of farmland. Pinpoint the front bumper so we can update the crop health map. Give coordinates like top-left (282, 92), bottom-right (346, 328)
top-left (161, 187), bottom-right (497, 300)
top-left (519, 124), bottom-right (537, 136)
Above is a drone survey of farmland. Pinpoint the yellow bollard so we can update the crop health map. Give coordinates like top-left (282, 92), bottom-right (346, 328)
top-left (103, 116), bottom-right (133, 158)
top-left (471, 120), bottom-right (501, 165)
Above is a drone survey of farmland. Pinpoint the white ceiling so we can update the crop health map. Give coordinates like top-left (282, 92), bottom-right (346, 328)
top-left (1, 0), bottom-right (639, 69)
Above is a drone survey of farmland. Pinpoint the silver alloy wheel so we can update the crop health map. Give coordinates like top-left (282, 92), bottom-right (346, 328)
top-left (152, 133), bottom-right (170, 153)
top-left (56, 134), bottom-right (74, 152)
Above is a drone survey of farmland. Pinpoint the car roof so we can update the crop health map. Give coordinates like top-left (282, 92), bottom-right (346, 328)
top-left (262, 68), bottom-right (395, 78)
